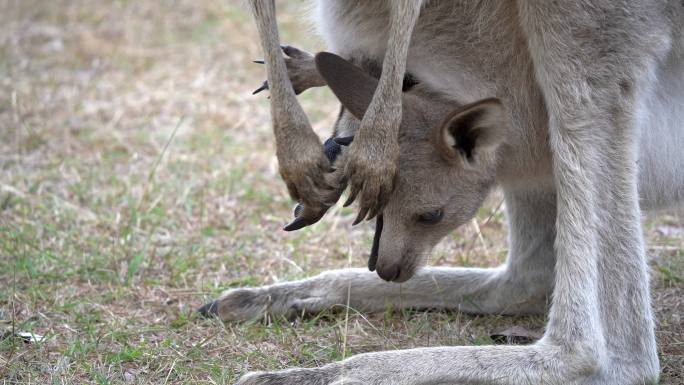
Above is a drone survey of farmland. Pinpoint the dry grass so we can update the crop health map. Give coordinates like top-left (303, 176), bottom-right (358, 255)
top-left (0, 1), bottom-right (681, 384)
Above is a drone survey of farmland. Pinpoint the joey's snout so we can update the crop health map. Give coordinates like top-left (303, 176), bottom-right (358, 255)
top-left (376, 257), bottom-right (413, 283)
top-left (371, 221), bottom-right (419, 283)
top-left (370, 215), bottom-right (403, 282)
top-left (376, 262), bottom-right (402, 282)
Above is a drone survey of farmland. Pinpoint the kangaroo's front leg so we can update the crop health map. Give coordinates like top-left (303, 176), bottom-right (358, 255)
top-left (248, 1), bottom-right (336, 226)
top-left (343, 0), bottom-right (423, 223)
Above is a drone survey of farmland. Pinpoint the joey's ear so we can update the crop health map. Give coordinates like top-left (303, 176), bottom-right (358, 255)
top-left (315, 52), bottom-right (378, 120)
top-left (437, 98), bottom-right (506, 164)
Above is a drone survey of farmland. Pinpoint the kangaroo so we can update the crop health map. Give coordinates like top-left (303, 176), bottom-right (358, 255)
top-left (202, 1), bottom-right (684, 384)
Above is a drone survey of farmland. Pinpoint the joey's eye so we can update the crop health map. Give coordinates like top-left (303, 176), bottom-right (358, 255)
top-left (417, 209), bottom-right (443, 224)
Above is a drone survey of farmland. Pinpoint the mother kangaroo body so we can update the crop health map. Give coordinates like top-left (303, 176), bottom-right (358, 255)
top-left (204, 1), bottom-right (684, 384)
top-left (315, 0), bottom-right (684, 209)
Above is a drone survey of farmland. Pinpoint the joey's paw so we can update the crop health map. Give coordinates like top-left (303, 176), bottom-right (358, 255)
top-left (343, 139), bottom-right (398, 224)
top-left (253, 44), bottom-right (322, 95)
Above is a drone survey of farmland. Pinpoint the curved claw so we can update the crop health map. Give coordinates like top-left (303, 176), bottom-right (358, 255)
top-left (283, 205), bottom-right (328, 231)
top-left (343, 174), bottom-right (363, 208)
top-left (252, 81), bottom-right (269, 95)
top-left (283, 216), bottom-right (310, 231)
top-left (365, 185), bottom-right (388, 221)
top-left (343, 186), bottom-right (359, 207)
top-left (352, 203), bottom-right (369, 226)
top-left (366, 204), bottom-right (380, 222)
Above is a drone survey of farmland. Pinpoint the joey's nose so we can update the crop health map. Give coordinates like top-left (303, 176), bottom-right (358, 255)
top-left (377, 263), bottom-right (401, 282)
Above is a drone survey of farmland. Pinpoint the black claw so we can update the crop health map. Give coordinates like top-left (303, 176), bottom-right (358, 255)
top-left (366, 207), bottom-right (378, 222)
top-left (252, 59), bottom-right (265, 64)
top-left (284, 216), bottom-right (309, 231)
top-left (352, 215), bottom-right (363, 226)
top-left (366, 191), bottom-right (384, 221)
top-left (343, 193), bottom-right (356, 208)
top-left (252, 81), bottom-right (269, 95)
top-left (352, 206), bottom-right (368, 226)
top-left (334, 136), bottom-right (354, 146)
top-left (343, 184), bottom-right (360, 207)
top-left (197, 300), bottom-right (219, 318)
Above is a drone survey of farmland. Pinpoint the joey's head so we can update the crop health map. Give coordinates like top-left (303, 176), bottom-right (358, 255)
top-left (378, 97), bottom-right (506, 282)
top-left (316, 52), bottom-right (508, 282)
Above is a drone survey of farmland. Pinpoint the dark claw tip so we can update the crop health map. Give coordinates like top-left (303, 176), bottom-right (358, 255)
top-left (284, 216), bottom-right (308, 232)
top-left (252, 59), bottom-right (265, 64)
top-left (352, 214), bottom-right (365, 226)
top-left (343, 196), bottom-right (355, 207)
top-left (334, 136), bottom-right (354, 146)
top-left (197, 300), bottom-right (219, 318)
top-left (252, 82), bottom-right (268, 95)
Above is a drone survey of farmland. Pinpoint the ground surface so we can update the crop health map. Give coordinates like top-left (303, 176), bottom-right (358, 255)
top-left (0, 1), bottom-right (682, 384)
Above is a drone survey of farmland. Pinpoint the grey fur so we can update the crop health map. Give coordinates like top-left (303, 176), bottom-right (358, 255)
top-left (222, 1), bottom-right (684, 384)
